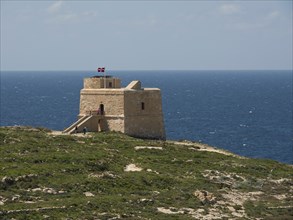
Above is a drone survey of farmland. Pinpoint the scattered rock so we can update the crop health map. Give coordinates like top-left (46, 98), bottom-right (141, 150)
top-left (1, 174), bottom-right (38, 186)
top-left (268, 205), bottom-right (293, 209)
top-left (84, 192), bottom-right (95, 197)
top-left (146, 169), bottom-right (159, 174)
top-left (124, 164), bottom-right (143, 172)
top-left (43, 188), bottom-right (57, 194)
top-left (157, 207), bottom-right (184, 214)
top-left (29, 187), bottom-right (64, 195)
top-left (273, 194), bottom-right (288, 200)
top-left (231, 211), bottom-right (243, 218)
top-left (194, 190), bottom-right (217, 205)
top-left (269, 178), bottom-right (291, 184)
top-left (135, 146), bottom-right (163, 150)
top-left (15, 174), bottom-right (38, 182)
top-left (11, 195), bottom-right (20, 201)
top-left (2, 176), bottom-right (14, 185)
top-left (152, 191), bottom-right (160, 195)
top-left (2, 206), bottom-right (66, 214)
top-left (138, 198), bottom-right (154, 204)
top-left (220, 190), bottom-right (263, 206)
top-left (88, 172), bottom-right (119, 179)
top-left (0, 196), bottom-right (8, 205)
top-left (23, 201), bottom-right (36, 204)
top-left (227, 206), bottom-right (235, 212)
top-left (31, 188), bottom-right (42, 192)
top-left (202, 170), bottom-right (246, 188)
top-left (188, 147), bottom-right (200, 151)
top-left (206, 189), bottom-right (264, 219)
top-left (157, 206), bottom-right (230, 219)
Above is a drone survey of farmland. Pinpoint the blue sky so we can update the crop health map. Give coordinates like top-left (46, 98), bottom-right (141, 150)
top-left (1, 0), bottom-right (292, 71)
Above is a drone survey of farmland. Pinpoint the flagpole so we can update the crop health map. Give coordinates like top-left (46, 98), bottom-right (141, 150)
top-left (98, 67), bottom-right (106, 88)
top-left (104, 67), bottom-right (106, 88)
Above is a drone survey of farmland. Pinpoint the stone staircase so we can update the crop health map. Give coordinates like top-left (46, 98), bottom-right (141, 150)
top-left (63, 115), bottom-right (93, 134)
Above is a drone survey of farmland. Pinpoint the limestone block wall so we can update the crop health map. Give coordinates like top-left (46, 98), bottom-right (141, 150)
top-left (124, 89), bottom-right (163, 116)
top-left (103, 116), bottom-right (125, 132)
top-left (84, 78), bottom-right (103, 89)
top-left (79, 90), bottom-right (125, 116)
top-left (124, 89), bottom-right (165, 139)
top-left (124, 115), bottom-right (165, 139)
top-left (75, 115), bottom-right (124, 133)
top-left (84, 77), bottom-right (121, 89)
top-left (76, 116), bottom-right (101, 132)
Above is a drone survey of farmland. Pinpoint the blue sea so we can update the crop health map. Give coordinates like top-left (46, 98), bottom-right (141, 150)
top-left (1, 70), bottom-right (292, 164)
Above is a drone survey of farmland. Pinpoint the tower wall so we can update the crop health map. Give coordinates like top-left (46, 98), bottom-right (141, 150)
top-left (84, 77), bottom-right (121, 89)
top-left (79, 89), bottom-right (125, 132)
top-left (79, 90), bottom-right (125, 116)
top-left (124, 89), bottom-right (165, 140)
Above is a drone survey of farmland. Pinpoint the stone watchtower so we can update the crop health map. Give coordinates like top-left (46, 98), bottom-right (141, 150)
top-left (64, 75), bottom-right (165, 140)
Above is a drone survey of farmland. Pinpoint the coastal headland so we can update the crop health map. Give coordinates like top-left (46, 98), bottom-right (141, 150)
top-left (0, 126), bottom-right (292, 219)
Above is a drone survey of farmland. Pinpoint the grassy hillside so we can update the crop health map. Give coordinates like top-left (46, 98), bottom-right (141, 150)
top-left (0, 126), bottom-right (292, 219)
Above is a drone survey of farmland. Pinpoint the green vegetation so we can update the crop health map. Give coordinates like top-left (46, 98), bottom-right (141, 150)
top-left (0, 126), bottom-right (292, 219)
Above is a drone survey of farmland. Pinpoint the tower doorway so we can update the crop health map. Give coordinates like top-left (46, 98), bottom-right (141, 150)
top-left (100, 104), bottom-right (104, 115)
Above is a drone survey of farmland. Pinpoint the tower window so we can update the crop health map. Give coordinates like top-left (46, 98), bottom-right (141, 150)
top-left (141, 102), bottom-right (145, 110)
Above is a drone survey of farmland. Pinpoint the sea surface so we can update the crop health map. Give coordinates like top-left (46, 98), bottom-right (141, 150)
top-left (1, 70), bottom-right (292, 164)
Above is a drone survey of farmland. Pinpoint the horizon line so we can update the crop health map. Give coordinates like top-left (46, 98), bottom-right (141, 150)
top-left (1, 69), bottom-right (293, 72)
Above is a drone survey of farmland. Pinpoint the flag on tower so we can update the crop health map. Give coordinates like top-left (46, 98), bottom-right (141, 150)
top-left (97, 67), bottom-right (105, 72)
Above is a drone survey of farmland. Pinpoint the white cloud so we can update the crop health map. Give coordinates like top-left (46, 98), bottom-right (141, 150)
top-left (57, 13), bottom-right (77, 22)
top-left (230, 10), bottom-right (282, 31)
top-left (227, 22), bottom-right (266, 31)
top-left (148, 15), bottom-right (157, 26)
top-left (82, 11), bottom-right (98, 17)
top-left (46, 2), bottom-right (98, 24)
top-left (266, 10), bottom-right (280, 20)
top-left (219, 4), bottom-right (241, 15)
top-left (47, 1), bottom-right (63, 14)
top-left (46, 13), bottom-right (78, 24)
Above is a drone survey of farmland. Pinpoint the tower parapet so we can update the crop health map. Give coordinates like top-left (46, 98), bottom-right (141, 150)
top-left (84, 76), bottom-right (121, 89)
